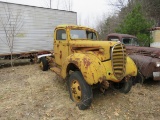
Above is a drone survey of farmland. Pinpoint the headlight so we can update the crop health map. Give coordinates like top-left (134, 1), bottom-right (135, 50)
top-left (156, 62), bottom-right (160, 67)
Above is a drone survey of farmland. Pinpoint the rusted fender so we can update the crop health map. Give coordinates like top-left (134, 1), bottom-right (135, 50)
top-left (126, 46), bottom-right (160, 58)
top-left (125, 56), bottom-right (137, 77)
top-left (129, 54), bottom-right (160, 79)
top-left (61, 53), bottom-right (107, 85)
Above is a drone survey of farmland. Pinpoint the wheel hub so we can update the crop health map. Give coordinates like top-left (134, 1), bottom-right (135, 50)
top-left (71, 80), bottom-right (81, 102)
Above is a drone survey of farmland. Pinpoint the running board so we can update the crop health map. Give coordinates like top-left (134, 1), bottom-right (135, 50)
top-left (50, 67), bottom-right (61, 76)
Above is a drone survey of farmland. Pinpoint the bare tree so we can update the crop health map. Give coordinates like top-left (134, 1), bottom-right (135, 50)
top-left (77, 13), bottom-right (82, 25)
top-left (42, 0), bottom-right (61, 9)
top-left (56, 0), bottom-right (60, 9)
top-left (108, 0), bottom-right (129, 11)
top-left (0, 4), bottom-right (23, 67)
top-left (63, 0), bottom-right (73, 11)
top-left (43, 0), bottom-right (50, 8)
top-left (42, 0), bottom-right (73, 11)
top-left (44, 0), bottom-right (53, 8)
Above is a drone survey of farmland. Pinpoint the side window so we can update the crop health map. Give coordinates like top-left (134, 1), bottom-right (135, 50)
top-left (56, 29), bottom-right (66, 40)
top-left (123, 38), bottom-right (132, 44)
top-left (87, 32), bottom-right (97, 40)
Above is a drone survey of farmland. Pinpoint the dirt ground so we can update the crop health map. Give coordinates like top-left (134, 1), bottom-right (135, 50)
top-left (0, 63), bottom-right (160, 120)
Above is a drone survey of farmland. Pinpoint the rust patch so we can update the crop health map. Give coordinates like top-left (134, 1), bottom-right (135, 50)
top-left (71, 60), bottom-right (78, 65)
top-left (69, 57), bottom-right (79, 65)
top-left (69, 58), bottom-right (73, 63)
top-left (75, 58), bottom-right (80, 61)
top-left (60, 51), bottom-right (62, 59)
top-left (100, 80), bottom-right (109, 89)
top-left (83, 74), bottom-right (87, 79)
top-left (129, 54), bottom-right (160, 78)
top-left (70, 46), bottom-right (74, 52)
top-left (154, 76), bottom-right (160, 81)
top-left (71, 46), bottom-right (100, 51)
top-left (92, 73), bottom-right (95, 81)
top-left (106, 33), bottom-right (136, 41)
top-left (125, 46), bottom-right (160, 79)
top-left (83, 57), bottom-right (91, 69)
top-left (126, 46), bottom-right (160, 58)
top-left (99, 76), bottom-right (107, 83)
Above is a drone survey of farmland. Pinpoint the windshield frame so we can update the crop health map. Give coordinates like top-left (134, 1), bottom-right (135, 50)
top-left (69, 28), bottom-right (98, 40)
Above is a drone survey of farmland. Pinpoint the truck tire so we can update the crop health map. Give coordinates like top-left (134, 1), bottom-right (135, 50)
top-left (114, 77), bottom-right (132, 94)
top-left (68, 71), bottom-right (93, 110)
top-left (134, 71), bottom-right (144, 84)
top-left (39, 57), bottom-right (48, 71)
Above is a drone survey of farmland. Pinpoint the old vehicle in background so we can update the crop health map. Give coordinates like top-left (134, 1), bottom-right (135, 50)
top-left (107, 33), bottom-right (139, 46)
top-left (106, 33), bottom-right (160, 82)
top-left (38, 25), bottom-right (137, 110)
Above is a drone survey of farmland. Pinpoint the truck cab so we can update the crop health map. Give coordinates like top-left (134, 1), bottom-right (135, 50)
top-left (107, 33), bottom-right (139, 46)
top-left (39, 25), bottom-right (137, 110)
top-left (54, 25), bottom-right (98, 66)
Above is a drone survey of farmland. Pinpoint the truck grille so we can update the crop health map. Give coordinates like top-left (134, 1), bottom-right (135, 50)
top-left (111, 43), bottom-right (126, 80)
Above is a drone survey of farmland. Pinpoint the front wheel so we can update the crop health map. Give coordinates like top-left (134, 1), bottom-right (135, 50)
top-left (68, 71), bottom-right (93, 110)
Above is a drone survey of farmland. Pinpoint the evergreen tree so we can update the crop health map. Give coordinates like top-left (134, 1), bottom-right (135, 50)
top-left (116, 4), bottom-right (154, 46)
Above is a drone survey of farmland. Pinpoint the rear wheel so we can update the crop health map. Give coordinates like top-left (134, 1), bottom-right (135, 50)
top-left (68, 71), bottom-right (93, 110)
top-left (39, 57), bottom-right (48, 71)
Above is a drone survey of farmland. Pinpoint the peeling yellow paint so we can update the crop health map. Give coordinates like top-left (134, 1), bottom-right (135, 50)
top-left (52, 25), bottom-right (137, 85)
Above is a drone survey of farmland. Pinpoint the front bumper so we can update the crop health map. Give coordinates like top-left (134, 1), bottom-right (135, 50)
top-left (153, 72), bottom-right (160, 80)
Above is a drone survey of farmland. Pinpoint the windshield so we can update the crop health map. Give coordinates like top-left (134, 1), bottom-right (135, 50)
top-left (70, 29), bottom-right (97, 40)
top-left (122, 38), bottom-right (139, 46)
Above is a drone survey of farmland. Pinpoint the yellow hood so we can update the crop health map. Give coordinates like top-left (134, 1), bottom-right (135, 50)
top-left (69, 40), bottom-right (119, 61)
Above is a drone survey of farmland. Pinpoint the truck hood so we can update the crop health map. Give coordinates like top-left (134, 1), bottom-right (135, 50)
top-left (126, 46), bottom-right (160, 58)
top-left (69, 40), bottom-right (120, 61)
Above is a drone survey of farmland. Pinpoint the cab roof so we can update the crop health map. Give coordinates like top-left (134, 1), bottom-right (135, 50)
top-left (56, 24), bottom-right (96, 31)
top-left (107, 33), bottom-right (137, 39)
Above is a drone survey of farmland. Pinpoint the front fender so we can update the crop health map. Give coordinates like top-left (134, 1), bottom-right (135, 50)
top-left (125, 56), bottom-right (137, 76)
top-left (61, 53), bottom-right (107, 85)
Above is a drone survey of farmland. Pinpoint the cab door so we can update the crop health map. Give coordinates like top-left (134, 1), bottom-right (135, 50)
top-left (54, 28), bottom-right (69, 66)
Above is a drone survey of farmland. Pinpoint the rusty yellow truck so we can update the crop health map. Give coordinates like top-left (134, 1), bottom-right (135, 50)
top-left (38, 25), bottom-right (137, 110)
